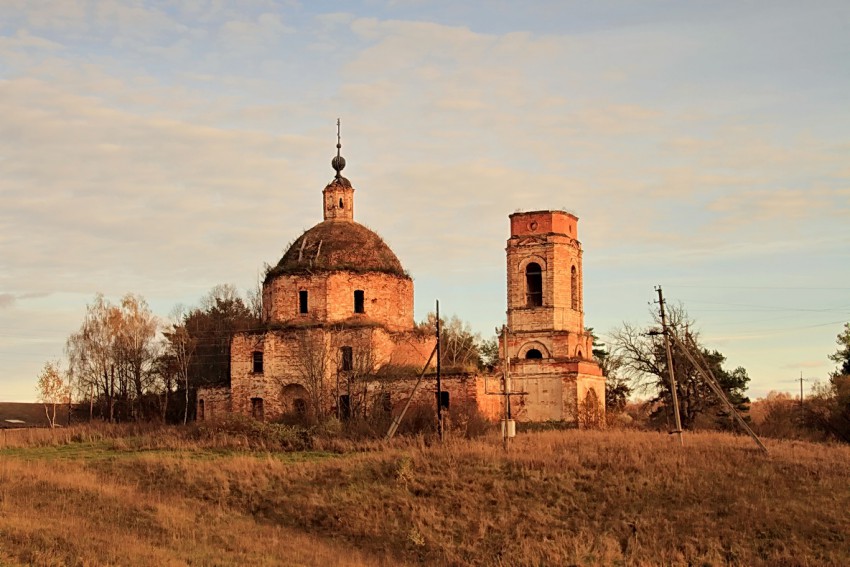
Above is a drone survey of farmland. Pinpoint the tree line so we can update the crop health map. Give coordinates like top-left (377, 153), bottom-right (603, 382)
top-left (36, 286), bottom-right (850, 442)
top-left (36, 287), bottom-right (499, 426)
top-left (598, 306), bottom-right (850, 443)
top-left (36, 284), bottom-right (260, 424)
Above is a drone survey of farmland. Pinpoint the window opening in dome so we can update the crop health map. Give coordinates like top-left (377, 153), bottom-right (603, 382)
top-left (339, 198), bottom-right (344, 208)
top-left (251, 397), bottom-right (264, 421)
top-left (299, 290), bottom-right (308, 314)
top-left (252, 351), bottom-right (264, 373)
top-left (525, 349), bottom-right (543, 359)
top-left (526, 262), bottom-right (543, 307)
top-left (341, 346), bottom-right (353, 371)
top-left (354, 290), bottom-right (364, 313)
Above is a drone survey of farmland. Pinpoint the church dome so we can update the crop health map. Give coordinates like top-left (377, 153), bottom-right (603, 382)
top-left (266, 220), bottom-right (408, 280)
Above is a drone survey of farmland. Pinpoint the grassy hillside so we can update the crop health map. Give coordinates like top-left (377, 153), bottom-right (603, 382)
top-left (1, 425), bottom-right (849, 566)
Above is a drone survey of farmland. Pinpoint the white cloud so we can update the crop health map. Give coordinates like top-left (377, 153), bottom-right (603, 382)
top-left (0, 2), bottom-right (848, 402)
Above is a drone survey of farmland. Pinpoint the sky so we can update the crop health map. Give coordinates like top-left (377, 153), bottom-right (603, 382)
top-left (1, 0), bottom-right (849, 403)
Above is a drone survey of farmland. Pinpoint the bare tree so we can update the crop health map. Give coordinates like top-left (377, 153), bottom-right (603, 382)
top-left (332, 329), bottom-right (379, 420)
top-left (611, 304), bottom-right (750, 430)
top-left (114, 294), bottom-right (160, 419)
top-left (36, 361), bottom-right (69, 428)
top-left (419, 313), bottom-right (481, 371)
top-left (246, 270), bottom-right (265, 321)
top-left (293, 328), bottom-right (330, 420)
top-left (66, 294), bottom-right (118, 421)
top-left (164, 304), bottom-right (197, 425)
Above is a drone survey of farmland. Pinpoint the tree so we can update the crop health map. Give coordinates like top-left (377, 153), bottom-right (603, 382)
top-left (611, 305), bottom-right (750, 430)
top-left (292, 328), bottom-right (330, 421)
top-left (829, 322), bottom-right (850, 377)
top-left (478, 337), bottom-right (500, 370)
top-left (805, 376), bottom-right (850, 443)
top-left (183, 284), bottom-right (260, 389)
top-left (36, 361), bottom-right (69, 428)
top-left (418, 313), bottom-right (483, 371)
top-left (66, 293), bottom-right (163, 422)
top-left (66, 293), bottom-right (118, 421)
top-left (588, 328), bottom-right (630, 413)
top-left (113, 294), bottom-right (160, 420)
top-left (163, 305), bottom-right (197, 425)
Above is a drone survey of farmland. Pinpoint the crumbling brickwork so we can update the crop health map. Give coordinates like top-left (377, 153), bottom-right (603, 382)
top-left (504, 210), bottom-right (605, 425)
top-left (263, 272), bottom-right (413, 332)
top-left (196, 386), bottom-right (231, 420)
top-left (209, 148), bottom-right (604, 428)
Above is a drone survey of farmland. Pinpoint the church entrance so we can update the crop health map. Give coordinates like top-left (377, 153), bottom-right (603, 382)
top-left (281, 383), bottom-right (310, 417)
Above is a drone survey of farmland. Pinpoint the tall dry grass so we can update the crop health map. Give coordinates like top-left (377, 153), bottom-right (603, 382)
top-left (2, 423), bottom-right (849, 566)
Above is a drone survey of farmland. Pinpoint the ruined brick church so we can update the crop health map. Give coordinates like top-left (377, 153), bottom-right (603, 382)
top-left (198, 129), bottom-right (604, 426)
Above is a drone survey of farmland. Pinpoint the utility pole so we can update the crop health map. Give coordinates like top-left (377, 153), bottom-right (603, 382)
top-left (656, 286), bottom-right (684, 446)
top-left (799, 371), bottom-right (806, 424)
top-left (485, 325), bottom-right (522, 450)
top-left (385, 344), bottom-right (438, 441)
top-left (676, 331), bottom-right (768, 454)
top-left (435, 299), bottom-right (443, 442)
top-left (502, 325), bottom-right (512, 450)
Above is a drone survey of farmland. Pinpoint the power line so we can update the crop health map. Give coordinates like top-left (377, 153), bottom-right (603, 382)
top-left (671, 285), bottom-right (850, 290)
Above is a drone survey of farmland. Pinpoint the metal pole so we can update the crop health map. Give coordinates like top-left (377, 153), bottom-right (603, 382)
top-left (435, 299), bottom-right (443, 442)
top-left (656, 286), bottom-right (684, 446)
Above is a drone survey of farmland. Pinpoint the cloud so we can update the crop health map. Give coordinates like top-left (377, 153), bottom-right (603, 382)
top-left (0, 294), bottom-right (15, 308)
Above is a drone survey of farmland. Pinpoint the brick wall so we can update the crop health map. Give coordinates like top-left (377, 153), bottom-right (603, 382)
top-left (264, 271), bottom-right (413, 332)
top-left (230, 325), bottom-right (434, 421)
top-left (196, 386), bottom-right (231, 420)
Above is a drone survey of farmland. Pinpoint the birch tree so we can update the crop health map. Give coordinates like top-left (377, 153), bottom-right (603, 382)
top-left (36, 361), bottom-right (69, 428)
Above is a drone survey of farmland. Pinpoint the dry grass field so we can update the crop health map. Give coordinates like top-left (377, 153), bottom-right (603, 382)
top-left (1, 423), bottom-right (849, 566)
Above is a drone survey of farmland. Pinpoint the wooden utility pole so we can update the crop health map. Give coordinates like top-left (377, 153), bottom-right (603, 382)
top-left (435, 300), bottom-right (443, 442)
top-left (673, 331), bottom-right (768, 454)
top-left (502, 326), bottom-right (512, 450)
top-left (799, 371), bottom-right (805, 424)
top-left (385, 344), bottom-right (438, 440)
top-left (656, 286), bottom-right (684, 446)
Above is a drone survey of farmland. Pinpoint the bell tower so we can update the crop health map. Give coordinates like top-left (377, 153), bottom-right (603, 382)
top-left (506, 210), bottom-right (591, 359)
top-left (504, 210), bottom-right (604, 424)
top-left (323, 119), bottom-right (354, 222)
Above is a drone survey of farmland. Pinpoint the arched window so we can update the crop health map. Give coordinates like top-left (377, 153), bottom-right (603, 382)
top-left (525, 349), bottom-right (543, 359)
top-left (526, 262), bottom-right (543, 307)
top-left (571, 265), bottom-right (578, 310)
top-left (339, 197), bottom-right (344, 208)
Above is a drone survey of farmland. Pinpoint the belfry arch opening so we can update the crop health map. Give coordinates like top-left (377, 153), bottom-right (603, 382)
top-left (525, 349), bottom-right (543, 359)
top-left (526, 262), bottom-right (543, 307)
